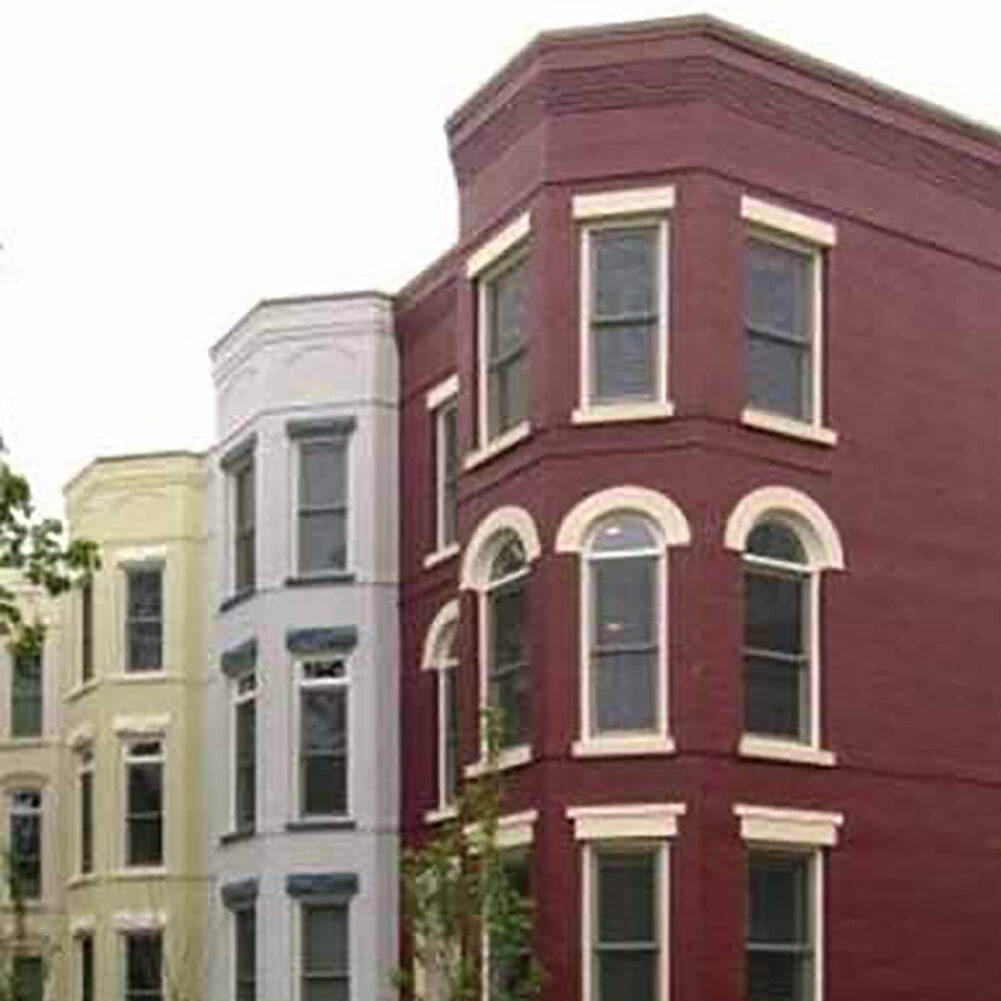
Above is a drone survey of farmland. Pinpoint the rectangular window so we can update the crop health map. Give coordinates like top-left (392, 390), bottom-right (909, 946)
top-left (481, 254), bottom-right (529, 442)
top-left (125, 931), bottom-right (163, 1001)
top-left (79, 749), bottom-right (94, 875)
top-left (297, 437), bottom-right (349, 576)
top-left (11, 645), bottom-right (43, 738)
top-left (434, 399), bottom-right (459, 550)
top-left (233, 673), bottom-right (257, 833)
top-left (125, 741), bottom-right (164, 868)
top-left (12, 955), bottom-right (43, 1001)
top-left (586, 223), bottom-right (664, 405)
top-left (79, 933), bottom-right (95, 1001)
top-left (233, 457), bottom-right (256, 594)
top-left (81, 578), bottom-right (94, 683)
top-left (235, 905), bottom-right (257, 1001)
top-left (299, 659), bottom-right (349, 818)
top-left (125, 567), bottom-right (163, 673)
top-left (301, 903), bottom-right (349, 1001)
top-left (591, 846), bottom-right (661, 1001)
top-left (747, 851), bottom-right (815, 1001)
top-left (441, 665), bottom-right (459, 809)
top-left (746, 236), bottom-right (819, 423)
top-left (488, 577), bottom-right (529, 750)
top-left (488, 850), bottom-right (532, 1000)
top-left (10, 790), bottom-right (41, 901)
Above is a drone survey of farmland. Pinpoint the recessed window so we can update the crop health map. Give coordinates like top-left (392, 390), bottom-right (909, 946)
top-left (79, 748), bottom-right (94, 876)
top-left (124, 930), bottom-right (163, 1001)
top-left (12, 954), bottom-right (43, 1001)
top-left (11, 644), bottom-right (42, 738)
top-left (743, 521), bottom-right (813, 742)
top-left (125, 740), bottom-right (164, 867)
top-left (79, 932), bottom-right (95, 1001)
top-left (10, 789), bottom-right (41, 901)
top-left (298, 658), bottom-right (349, 818)
top-left (232, 456), bottom-right (256, 595)
top-left (233, 672), bottom-right (257, 834)
top-left (434, 398), bottom-right (459, 551)
top-left (747, 850), bottom-right (816, 1001)
top-left (746, 236), bottom-right (820, 423)
top-left (234, 904), bottom-right (257, 1001)
top-left (480, 253), bottom-right (529, 444)
top-left (125, 567), bottom-right (163, 674)
top-left (301, 902), bottom-right (349, 1001)
top-left (297, 437), bottom-right (349, 576)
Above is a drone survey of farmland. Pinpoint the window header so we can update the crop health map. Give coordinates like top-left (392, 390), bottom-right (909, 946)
top-left (734, 804), bottom-right (844, 847)
top-left (425, 373), bottom-right (459, 412)
top-left (572, 185), bottom-right (675, 220)
top-left (568, 803), bottom-right (686, 840)
top-left (221, 878), bottom-right (260, 910)
top-left (286, 626), bottom-right (358, 657)
top-left (466, 212), bottom-right (531, 279)
top-left (221, 638), bottom-right (258, 677)
top-left (285, 872), bottom-right (359, 900)
top-left (219, 434), bottom-right (256, 471)
top-left (286, 416), bottom-right (357, 440)
top-left (742, 195), bottom-right (837, 247)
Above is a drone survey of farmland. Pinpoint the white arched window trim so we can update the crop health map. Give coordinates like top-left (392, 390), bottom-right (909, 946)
top-left (420, 600), bottom-right (460, 671)
top-left (421, 601), bottom-right (460, 823)
top-left (460, 506), bottom-right (541, 591)
top-left (726, 487), bottom-right (842, 769)
top-left (724, 486), bottom-right (844, 571)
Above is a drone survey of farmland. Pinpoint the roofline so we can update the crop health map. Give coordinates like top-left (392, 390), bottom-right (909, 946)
top-left (446, 14), bottom-right (1001, 154)
top-left (64, 450), bottom-right (206, 496)
top-left (210, 289), bottom-right (395, 359)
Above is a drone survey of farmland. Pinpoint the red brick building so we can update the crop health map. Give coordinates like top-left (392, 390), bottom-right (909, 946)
top-left (397, 17), bottom-right (1001, 1001)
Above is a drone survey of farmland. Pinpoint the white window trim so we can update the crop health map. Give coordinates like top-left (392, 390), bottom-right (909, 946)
top-left (466, 212), bottom-right (531, 279)
top-left (122, 736), bottom-right (166, 872)
top-left (463, 420), bottom-right (531, 471)
top-left (575, 187), bottom-right (674, 421)
top-left (734, 804), bottom-right (843, 847)
top-left (294, 655), bottom-right (352, 822)
top-left (8, 787), bottom-right (42, 904)
top-left (231, 670), bottom-right (257, 833)
top-left (738, 734), bottom-right (836, 767)
top-left (426, 377), bottom-right (460, 563)
top-left (743, 196), bottom-right (835, 438)
top-left (291, 432), bottom-right (352, 580)
top-left (460, 507), bottom-right (541, 592)
top-left (120, 560), bottom-right (166, 677)
top-left (568, 803), bottom-right (686, 841)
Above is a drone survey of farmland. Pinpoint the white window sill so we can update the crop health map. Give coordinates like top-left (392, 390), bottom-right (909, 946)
top-left (738, 735), bottom-right (837, 767)
top-left (423, 543), bottom-right (460, 570)
top-left (424, 805), bottom-right (459, 825)
top-left (572, 734), bottom-right (676, 758)
top-left (572, 400), bottom-right (675, 425)
top-left (463, 422), bottom-right (531, 471)
top-left (67, 874), bottom-right (97, 888)
top-left (464, 745), bottom-right (532, 778)
top-left (741, 408), bottom-right (838, 446)
top-left (111, 868), bottom-right (168, 881)
top-left (113, 671), bottom-right (171, 684)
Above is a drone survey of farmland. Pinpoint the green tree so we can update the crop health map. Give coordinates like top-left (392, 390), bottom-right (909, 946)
top-left (394, 712), bottom-right (542, 1001)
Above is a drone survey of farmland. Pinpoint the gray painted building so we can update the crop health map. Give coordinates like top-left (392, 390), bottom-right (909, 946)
top-left (206, 293), bottom-right (399, 1001)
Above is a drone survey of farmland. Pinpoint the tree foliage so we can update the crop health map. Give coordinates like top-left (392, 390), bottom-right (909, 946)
top-left (395, 712), bottom-right (542, 1001)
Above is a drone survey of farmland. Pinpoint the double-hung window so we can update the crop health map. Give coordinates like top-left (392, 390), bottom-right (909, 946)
top-left (12, 955), bottom-right (43, 1001)
top-left (296, 434), bottom-right (349, 576)
top-left (298, 658), bottom-right (349, 818)
top-left (125, 740), bottom-right (164, 867)
top-left (10, 789), bottom-right (41, 901)
top-left (481, 252), bottom-right (529, 444)
top-left (485, 534), bottom-right (530, 752)
top-left (125, 566), bottom-right (163, 673)
top-left (232, 454), bottom-right (256, 595)
top-left (11, 644), bottom-right (42, 738)
top-left (234, 904), bottom-right (257, 1001)
top-left (125, 930), bottom-right (163, 1001)
top-left (79, 748), bottom-right (94, 875)
top-left (301, 902), bottom-right (350, 1001)
top-left (433, 397), bottom-right (459, 553)
top-left (233, 672), bottom-right (257, 833)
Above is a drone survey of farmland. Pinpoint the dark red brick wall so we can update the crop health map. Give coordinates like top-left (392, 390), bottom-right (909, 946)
top-left (398, 22), bottom-right (1001, 1001)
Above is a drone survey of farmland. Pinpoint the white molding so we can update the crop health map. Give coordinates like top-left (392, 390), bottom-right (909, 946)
top-left (466, 212), bottom-right (531, 279)
top-left (556, 486), bottom-right (691, 553)
top-left (115, 545), bottom-right (168, 565)
top-left (462, 420), bottom-right (531, 471)
top-left (460, 505), bottom-right (541, 590)
top-left (67, 723), bottom-right (95, 750)
top-left (423, 543), bottom-right (460, 571)
top-left (735, 805), bottom-right (844, 847)
top-left (724, 485), bottom-right (845, 571)
top-left (572, 735), bottom-right (676, 758)
top-left (113, 714), bottom-right (171, 736)
top-left (496, 809), bottom-right (539, 849)
top-left (741, 196), bottom-right (837, 247)
top-left (424, 806), bottom-right (458, 825)
top-left (420, 600), bottom-right (460, 671)
top-left (741, 408), bottom-right (838, 446)
top-left (464, 745), bottom-right (532, 778)
top-left (425, 373), bottom-right (459, 412)
top-left (573, 185), bottom-right (676, 220)
top-left (739, 735), bottom-right (836, 767)
top-left (113, 910), bottom-right (167, 932)
top-left (572, 400), bottom-right (675, 425)
top-left (568, 803), bottom-right (686, 841)
top-left (70, 914), bottom-right (95, 935)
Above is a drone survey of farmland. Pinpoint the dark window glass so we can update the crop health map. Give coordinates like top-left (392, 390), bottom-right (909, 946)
top-left (10, 791), bottom-right (41, 901)
top-left (11, 646), bottom-right (42, 738)
top-left (80, 767), bottom-right (93, 875)
top-left (235, 905), bottom-right (257, 1001)
top-left (125, 932), bottom-right (163, 1001)
top-left (234, 459), bottom-right (256, 593)
top-left (80, 934), bottom-right (94, 1001)
top-left (594, 848), bottom-right (658, 1001)
top-left (298, 439), bottom-right (349, 575)
top-left (126, 756), bottom-right (163, 867)
top-left (81, 579), bottom-right (94, 682)
top-left (748, 852), bottom-right (814, 1001)
top-left (746, 238), bottom-right (815, 420)
top-left (12, 955), bottom-right (43, 1001)
top-left (302, 903), bottom-right (349, 1001)
top-left (235, 695), bottom-right (256, 832)
top-left (443, 665), bottom-right (459, 807)
top-left (590, 225), bottom-right (659, 402)
top-left (489, 851), bottom-right (533, 999)
top-left (126, 567), bottom-right (163, 673)
top-left (488, 580), bottom-right (529, 749)
top-left (438, 402), bottom-right (459, 548)
top-left (485, 256), bottom-right (529, 440)
top-left (300, 687), bottom-right (348, 817)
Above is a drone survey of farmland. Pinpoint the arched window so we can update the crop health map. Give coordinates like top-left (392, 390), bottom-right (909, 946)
top-left (422, 602), bottom-right (460, 816)
top-left (485, 533), bottom-right (530, 751)
top-left (584, 514), bottom-right (664, 740)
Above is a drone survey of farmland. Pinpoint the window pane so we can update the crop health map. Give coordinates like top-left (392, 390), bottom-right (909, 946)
top-left (304, 905), bottom-right (349, 972)
top-left (127, 762), bottom-right (163, 866)
top-left (593, 558), bottom-right (655, 649)
top-left (236, 700), bottom-right (256, 829)
top-left (236, 532), bottom-right (256, 592)
top-left (11, 814), bottom-right (41, 900)
top-left (299, 511), bottom-right (347, 574)
top-left (593, 227), bottom-right (657, 319)
top-left (303, 983), bottom-right (349, 1001)
top-left (745, 573), bottom-right (804, 655)
top-left (593, 321), bottom-right (656, 401)
top-left (745, 656), bottom-right (806, 738)
top-left (80, 771), bottom-right (93, 874)
top-left (747, 522), bottom-right (806, 564)
top-left (747, 240), bottom-right (812, 340)
top-left (440, 405), bottom-right (459, 547)
top-left (443, 668), bottom-right (459, 804)
top-left (489, 351), bottom-right (528, 437)
top-left (490, 536), bottom-right (526, 581)
top-left (235, 907), bottom-right (256, 1001)
top-left (589, 515), bottom-right (658, 554)
top-left (489, 667), bottom-right (529, 748)
top-left (302, 690), bottom-right (345, 751)
top-left (748, 334), bottom-right (810, 419)
top-left (300, 440), bottom-right (346, 508)
top-left (748, 952), bottom-right (810, 1001)
top-left (488, 259), bottom-right (527, 359)
top-left (593, 651), bottom-right (657, 732)
top-left (12, 956), bottom-right (43, 1001)
top-left (597, 950), bottom-right (657, 1001)
top-left (81, 580), bottom-right (94, 682)
top-left (128, 621), bottom-right (163, 673)
top-left (12, 649), bottom-right (42, 738)
top-left (749, 854), bottom-right (811, 945)
top-left (597, 850), bottom-right (656, 943)
top-left (127, 570), bottom-right (162, 619)
top-left (491, 586), bottom-right (527, 667)
top-left (302, 756), bottom-right (347, 816)
top-left (80, 935), bottom-right (94, 1001)
top-left (126, 934), bottom-right (163, 1000)
top-left (129, 763), bottom-right (163, 813)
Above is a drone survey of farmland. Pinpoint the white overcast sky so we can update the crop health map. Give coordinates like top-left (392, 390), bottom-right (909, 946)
top-left (2, 0), bottom-right (999, 516)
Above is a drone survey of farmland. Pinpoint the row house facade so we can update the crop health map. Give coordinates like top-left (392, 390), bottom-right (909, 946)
top-left (2, 14), bottom-right (1000, 1001)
